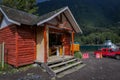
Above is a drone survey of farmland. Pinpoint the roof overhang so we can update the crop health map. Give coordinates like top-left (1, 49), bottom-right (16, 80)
top-left (0, 8), bottom-right (21, 25)
top-left (37, 7), bottom-right (82, 33)
top-left (0, 6), bottom-right (82, 33)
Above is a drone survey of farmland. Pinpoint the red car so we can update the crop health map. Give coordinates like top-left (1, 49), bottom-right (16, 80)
top-left (94, 48), bottom-right (120, 59)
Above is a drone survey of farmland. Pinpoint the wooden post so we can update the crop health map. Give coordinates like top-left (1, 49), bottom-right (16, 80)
top-left (1, 42), bottom-right (4, 69)
top-left (62, 46), bottom-right (65, 57)
top-left (44, 24), bottom-right (47, 63)
top-left (72, 32), bottom-right (74, 56)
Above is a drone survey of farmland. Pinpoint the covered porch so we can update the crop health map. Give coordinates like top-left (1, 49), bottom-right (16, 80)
top-left (36, 7), bottom-right (82, 63)
top-left (36, 24), bottom-right (74, 63)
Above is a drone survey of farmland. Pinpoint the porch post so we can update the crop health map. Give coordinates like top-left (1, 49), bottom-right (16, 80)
top-left (44, 24), bottom-right (47, 63)
top-left (72, 31), bottom-right (74, 56)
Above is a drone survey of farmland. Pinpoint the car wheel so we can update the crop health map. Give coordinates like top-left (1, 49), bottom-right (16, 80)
top-left (115, 55), bottom-right (120, 60)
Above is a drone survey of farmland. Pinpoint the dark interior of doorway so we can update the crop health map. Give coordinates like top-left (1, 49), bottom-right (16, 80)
top-left (49, 33), bottom-right (62, 56)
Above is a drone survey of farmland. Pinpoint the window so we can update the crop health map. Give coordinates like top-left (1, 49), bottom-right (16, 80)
top-left (109, 49), bottom-right (113, 52)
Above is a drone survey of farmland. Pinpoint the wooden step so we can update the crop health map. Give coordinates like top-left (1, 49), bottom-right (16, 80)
top-left (47, 56), bottom-right (74, 66)
top-left (53, 61), bottom-right (82, 74)
top-left (49, 58), bottom-right (77, 68)
top-left (41, 63), bottom-right (56, 77)
top-left (57, 64), bottom-right (86, 78)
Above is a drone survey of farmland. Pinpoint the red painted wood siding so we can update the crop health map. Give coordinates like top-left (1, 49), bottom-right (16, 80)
top-left (17, 26), bottom-right (36, 66)
top-left (0, 25), bottom-right (36, 67)
top-left (63, 33), bottom-right (71, 55)
top-left (0, 25), bottom-right (17, 66)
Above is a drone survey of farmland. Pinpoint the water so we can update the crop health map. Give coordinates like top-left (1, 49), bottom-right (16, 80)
top-left (80, 45), bottom-right (106, 52)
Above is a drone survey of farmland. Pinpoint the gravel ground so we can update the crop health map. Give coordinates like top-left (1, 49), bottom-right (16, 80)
top-left (0, 52), bottom-right (120, 80)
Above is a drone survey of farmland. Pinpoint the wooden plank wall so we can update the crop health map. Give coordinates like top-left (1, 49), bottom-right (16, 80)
top-left (17, 26), bottom-right (36, 66)
top-left (63, 33), bottom-right (71, 55)
top-left (0, 25), bottom-right (16, 66)
top-left (0, 25), bottom-right (36, 67)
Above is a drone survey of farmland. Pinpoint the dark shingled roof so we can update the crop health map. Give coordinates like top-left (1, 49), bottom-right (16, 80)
top-left (38, 7), bottom-right (67, 23)
top-left (0, 5), bottom-right (39, 25)
top-left (0, 5), bottom-right (82, 33)
top-left (0, 5), bottom-right (66, 25)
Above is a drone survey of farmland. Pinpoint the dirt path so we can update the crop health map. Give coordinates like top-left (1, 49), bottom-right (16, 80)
top-left (57, 53), bottom-right (120, 80)
top-left (0, 52), bottom-right (120, 80)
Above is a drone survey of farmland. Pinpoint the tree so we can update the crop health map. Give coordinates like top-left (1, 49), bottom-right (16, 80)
top-left (1, 0), bottom-right (38, 14)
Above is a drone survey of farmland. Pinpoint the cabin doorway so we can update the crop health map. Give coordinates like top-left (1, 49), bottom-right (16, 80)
top-left (49, 33), bottom-right (63, 57)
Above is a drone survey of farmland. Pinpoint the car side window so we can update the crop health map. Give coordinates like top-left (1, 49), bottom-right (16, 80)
top-left (103, 49), bottom-right (106, 52)
top-left (109, 49), bottom-right (113, 52)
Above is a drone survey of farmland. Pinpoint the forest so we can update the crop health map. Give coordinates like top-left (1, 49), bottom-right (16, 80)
top-left (37, 0), bottom-right (120, 44)
top-left (1, 0), bottom-right (120, 45)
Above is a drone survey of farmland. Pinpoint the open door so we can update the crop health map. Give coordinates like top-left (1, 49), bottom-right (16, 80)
top-left (49, 33), bottom-right (63, 57)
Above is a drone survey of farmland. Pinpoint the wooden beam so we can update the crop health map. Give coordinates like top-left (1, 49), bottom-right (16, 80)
top-left (55, 16), bottom-right (61, 23)
top-left (71, 31), bottom-right (74, 56)
top-left (63, 12), bottom-right (76, 32)
top-left (58, 21), bottom-right (67, 28)
top-left (54, 14), bottom-right (63, 23)
top-left (46, 21), bottom-right (72, 32)
top-left (58, 21), bottom-right (73, 31)
top-left (60, 13), bottom-right (63, 23)
top-left (49, 28), bottom-right (64, 33)
top-left (45, 22), bottom-right (58, 27)
top-left (46, 18), bottom-right (72, 32)
top-left (44, 24), bottom-right (47, 63)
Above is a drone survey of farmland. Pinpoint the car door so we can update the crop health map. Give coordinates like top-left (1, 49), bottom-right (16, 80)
top-left (107, 49), bottom-right (114, 56)
top-left (102, 49), bottom-right (107, 56)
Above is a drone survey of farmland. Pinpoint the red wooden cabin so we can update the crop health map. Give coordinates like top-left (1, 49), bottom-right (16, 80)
top-left (0, 6), bottom-right (82, 67)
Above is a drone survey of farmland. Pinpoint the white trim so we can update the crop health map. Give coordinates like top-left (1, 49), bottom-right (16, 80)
top-left (0, 8), bottom-right (21, 25)
top-left (0, 16), bottom-right (12, 28)
top-left (67, 8), bottom-right (83, 33)
top-left (37, 7), bottom-right (68, 25)
top-left (0, 24), bottom-right (15, 30)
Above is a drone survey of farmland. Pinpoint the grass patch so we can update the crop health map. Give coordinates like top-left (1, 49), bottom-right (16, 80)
top-left (0, 63), bottom-right (33, 75)
top-left (0, 63), bottom-right (11, 71)
top-left (74, 51), bottom-right (82, 59)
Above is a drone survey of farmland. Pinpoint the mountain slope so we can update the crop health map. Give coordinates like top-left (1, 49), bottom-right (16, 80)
top-left (37, 0), bottom-right (120, 44)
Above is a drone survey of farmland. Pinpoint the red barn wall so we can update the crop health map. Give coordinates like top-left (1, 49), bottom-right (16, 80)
top-left (0, 25), bottom-right (17, 66)
top-left (0, 25), bottom-right (36, 67)
top-left (17, 26), bottom-right (36, 66)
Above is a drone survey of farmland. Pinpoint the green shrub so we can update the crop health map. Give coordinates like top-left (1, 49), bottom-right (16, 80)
top-left (74, 51), bottom-right (83, 59)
